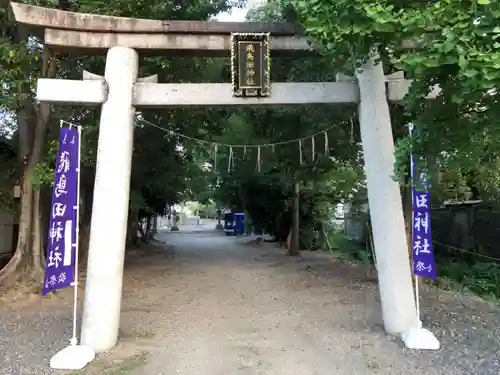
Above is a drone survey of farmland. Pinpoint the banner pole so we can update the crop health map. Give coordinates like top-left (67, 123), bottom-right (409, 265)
top-left (410, 177), bottom-right (421, 327)
top-left (49, 120), bottom-right (95, 370)
top-left (70, 122), bottom-right (82, 346)
top-left (409, 128), bottom-right (419, 323)
top-left (415, 274), bottom-right (421, 325)
top-left (400, 123), bottom-right (439, 350)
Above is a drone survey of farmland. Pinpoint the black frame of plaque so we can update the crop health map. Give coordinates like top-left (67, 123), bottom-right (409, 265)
top-left (230, 32), bottom-right (271, 97)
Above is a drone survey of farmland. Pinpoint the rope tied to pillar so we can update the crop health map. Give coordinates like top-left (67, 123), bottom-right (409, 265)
top-left (311, 134), bottom-right (315, 162)
top-left (324, 131), bottom-right (329, 156)
top-left (214, 144), bottom-right (218, 170)
top-left (137, 118), bottom-right (337, 149)
top-left (256, 146), bottom-right (261, 172)
top-left (350, 116), bottom-right (354, 144)
top-left (136, 118), bottom-right (341, 173)
top-left (299, 139), bottom-right (303, 165)
top-left (228, 145), bottom-right (233, 172)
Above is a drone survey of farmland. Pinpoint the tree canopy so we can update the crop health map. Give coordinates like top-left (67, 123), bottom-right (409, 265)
top-left (1, 0), bottom-right (500, 293)
top-left (0, 0), bottom-right (245, 288)
top-left (280, 0), bottom-right (500, 201)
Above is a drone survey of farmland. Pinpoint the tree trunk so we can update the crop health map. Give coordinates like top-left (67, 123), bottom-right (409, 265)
top-left (144, 214), bottom-right (152, 242)
top-left (126, 207), bottom-right (140, 248)
top-left (131, 221), bottom-right (140, 246)
top-left (78, 181), bottom-right (94, 263)
top-left (138, 219), bottom-right (146, 243)
top-left (126, 217), bottom-right (133, 248)
top-left (79, 221), bottom-right (91, 264)
top-left (288, 181), bottom-right (300, 256)
top-left (151, 214), bottom-right (158, 236)
top-left (126, 217), bottom-right (138, 248)
top-left (32, 188), bottom-right (45, 272)
top-left (0, 47), bottom-right (56, 290)
top-left (0, 173), bottom-right (35, 286)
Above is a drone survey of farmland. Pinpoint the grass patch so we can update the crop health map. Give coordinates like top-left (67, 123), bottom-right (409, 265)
top-left (326, 230), bottom-right (500, 300)
top-left (104, 354), bottom-right (147, 375)
top-left (436, 260), bottom-right (500, 299)
top-left (70, 353), bottom-right (148, 375)
top-left (326, 230), bottom-right (373, 265)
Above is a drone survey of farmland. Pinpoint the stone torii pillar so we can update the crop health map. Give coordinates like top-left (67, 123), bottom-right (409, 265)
top-left (80, 46), bottom-right (139, 351)
top-left (35, 46), bottom-right (142, 351)
top-left (38, 46), bottom-right (155, 351)
top-left (76, 49), bottom-right (156, 351)
top-left (356, 59), bottom-right (418, 334)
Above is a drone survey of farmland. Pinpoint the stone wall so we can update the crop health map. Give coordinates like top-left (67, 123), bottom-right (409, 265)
top-left (0, 212), bottom-right (16, 258)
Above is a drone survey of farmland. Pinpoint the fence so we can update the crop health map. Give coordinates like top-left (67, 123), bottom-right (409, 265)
top-left (341, 202), bottom-right (500, 263)
top-left (431, 202), bottom-right (500, 260)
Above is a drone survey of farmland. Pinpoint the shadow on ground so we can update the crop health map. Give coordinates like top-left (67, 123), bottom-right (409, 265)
top-left (0, 229), bottom-right (499, 375)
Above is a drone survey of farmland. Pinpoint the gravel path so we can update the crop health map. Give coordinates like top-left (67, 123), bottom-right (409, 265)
top-left (1, 228), bottom-right (499, 374)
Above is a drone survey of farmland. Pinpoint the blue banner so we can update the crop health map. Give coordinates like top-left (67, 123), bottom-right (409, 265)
top-left (42, 126), bottom-right (80, 295)
top-left (410, 153), bottom-right (438, 279)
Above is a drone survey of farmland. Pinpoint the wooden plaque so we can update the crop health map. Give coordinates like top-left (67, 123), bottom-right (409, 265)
top-left (231, 33), bottom-right (271, 97)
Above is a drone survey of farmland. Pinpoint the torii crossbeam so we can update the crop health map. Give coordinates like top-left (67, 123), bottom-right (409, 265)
top-left (11, 1), bottom-right (440, 357)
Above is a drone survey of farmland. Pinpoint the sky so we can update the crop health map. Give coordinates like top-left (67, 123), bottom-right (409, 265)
top-left (216, 0), bottom-right (265, 22)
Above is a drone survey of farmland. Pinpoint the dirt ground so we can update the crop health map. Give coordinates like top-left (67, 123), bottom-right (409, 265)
top-left (1, 225), bottom-right (499, 375)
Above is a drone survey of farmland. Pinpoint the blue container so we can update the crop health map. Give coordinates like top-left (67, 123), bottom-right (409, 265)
top-left (233, 212), bottom-right (245, 236)
top-left (224, 212), bottom-right (235, 236)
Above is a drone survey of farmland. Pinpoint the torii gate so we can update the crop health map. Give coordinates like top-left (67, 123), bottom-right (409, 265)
top-left (11, 2), bottom-right (440, 353)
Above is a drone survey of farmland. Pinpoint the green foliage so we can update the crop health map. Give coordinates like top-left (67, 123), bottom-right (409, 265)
top-left (326, 230), bottom-right (373, 263)
top-left (329, 229), bottom-right (500, 299)
top-left (438, 261), bottom-right (500, 299)
top-left (75, 0), bottom-right (244, 19)
top-left (0, 0), bottom-right (248, 222)
top-left (197, 202), bottom-right (217, 218)
top-left (204, 3), bottom-right (366, 240)
top-left (281, 0), bottom-right (500, 201)
top-left (30, 139), bottom-right (57, 187)
top-left (0, 138), bottom-right (16, 211)
top-left (129, 190), bottom-right (147, 213)
top-left (211, 104), bottom-right (363, 237)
